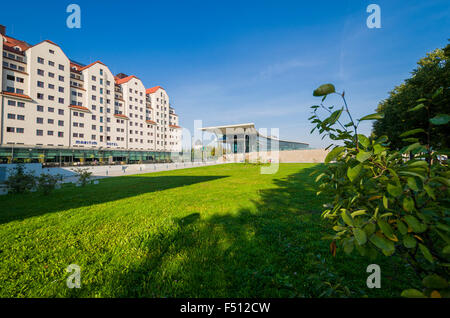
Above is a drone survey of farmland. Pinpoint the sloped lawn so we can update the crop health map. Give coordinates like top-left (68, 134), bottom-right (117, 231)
top-left (0, 163), bottom-right (418, 297)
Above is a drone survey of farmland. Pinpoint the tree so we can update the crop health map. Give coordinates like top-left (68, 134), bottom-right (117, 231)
top-left (373, 44), bottom-right (450, 151)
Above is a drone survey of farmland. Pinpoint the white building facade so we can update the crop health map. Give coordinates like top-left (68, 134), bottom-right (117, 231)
top-left (0, 25), bottom-right (181, 161)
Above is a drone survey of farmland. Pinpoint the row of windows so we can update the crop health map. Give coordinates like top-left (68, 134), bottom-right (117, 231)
top-left (3, 51), bottom-right (25, 63)
top-left (37, 56), bottom-right (65, 71)
top-left (6, 127), bottom-right (64, 137)
top-left (37, 68), bottom-right (64, 81)
top-left (2, 61), bottom-right (26, 72)
top-left (6, 74), bottom-right (24, 82)
top-left (36, 93), bottom-right (64, 104)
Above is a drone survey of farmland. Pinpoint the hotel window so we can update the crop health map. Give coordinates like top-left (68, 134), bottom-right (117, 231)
top-left (58, 132), bottom-right (64, 138)
top-left (49, 83), bottom-right (55, 89)
top-left (37, 57), bottom-right (44, 64)
top-left (58, 75), bottom-right (64, 82)
top-left (8, 100), bottom-right (16, 106)
top-left (7, 114), bottom-right (15, 119)
top-left (48, 119), bottom-right (54, 124)
top-left (48, 107), bottom-right (54, 113)
top-left (73, 133), bottom-right (78, 137)
top-left (16, 89), bottom-right (24, 95)
top-left (59, 64), bottom-right (64, 71)
top-left (58, 120), bottom-right (64, 126)
top-left (100, 79), bottom-right (103, 85)
top-left (100, 69), bottom-right (103, 75)
top-left (49, 72), bottom-right (55, 78)
top-left (17, 115), bottom-right (25, 120)
top-left (47, 131), bottom-right (54, 136)
top-left (37, 93), bottom-right (44, 100)
top-left (59, 87), bottom-right (64, 93)
top-left (7, 75), bottom-right (15, 81)
top-left (48, 95), bottom-right (55, 101)
top-left (58, 109), bottom-right (64, 115)
top-left (7, 127), bottom-right (15, 132)
top-left (49, 61), bottom-right (55, 67)
top-left (92, 76), bottom-right (96, 81)
top-left (37, 69), bottom-right (44, 76)
top-left (16, 128), bottom-right (24, 133)
top-left (79, 133), bottom-right (84, 138)
top-left (92, 85), bottom-right (96, 91)
top-left (91, 135), bottom-right (96, 140)
top-left (37, 105), bottom-right (44, 112)
top-left (37, 81), bottom-right (44, 88)
top-left (92, 125), bottom-right (96, 130)
top-left (37, 118), bottom-right (44, 124)
top-left (49, 49), bottom-right (54, 54)
top-left (59, 98), bottom-right (64, 104)
top-left (36, 129), bottom-right (43, 136)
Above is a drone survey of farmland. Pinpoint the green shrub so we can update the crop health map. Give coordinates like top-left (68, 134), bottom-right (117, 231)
top-left (37, 173), bottom-right (62, 195)
top-left (4, 164), bottom-right (36, 194)
top-left (73, 168), bottom-right (93, 186)
top-left (309, 83), bottom-right (449, 297)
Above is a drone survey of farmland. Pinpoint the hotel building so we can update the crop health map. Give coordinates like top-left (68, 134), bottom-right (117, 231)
top-left (0, 25), bottom-right (181, 163)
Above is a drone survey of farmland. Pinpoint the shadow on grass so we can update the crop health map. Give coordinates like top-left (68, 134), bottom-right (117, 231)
top-left (0, 175), bottom-right (228, 225)
top-left (75, 164), bottom-right (418, 298)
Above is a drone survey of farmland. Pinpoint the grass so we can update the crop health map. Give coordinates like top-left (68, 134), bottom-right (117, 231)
top-left (0, 163), bottom-right (418, 297)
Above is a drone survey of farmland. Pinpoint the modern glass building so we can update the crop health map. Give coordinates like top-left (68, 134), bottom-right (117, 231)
top-left (200, 123), bottom-right (309, 154)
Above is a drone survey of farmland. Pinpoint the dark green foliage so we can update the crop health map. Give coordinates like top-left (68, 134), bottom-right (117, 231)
top-left (373, 44), bottom-right (450, 150)
top-left (37, 173), bottom-right (62, 195)
top-left (4, 164), bottom-right (36, 194)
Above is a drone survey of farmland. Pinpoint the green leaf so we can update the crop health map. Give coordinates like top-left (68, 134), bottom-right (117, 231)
top-left (382, 196), bottom-right (389, 209)
top-left (373, 143), bottom-right (386, 155)
top-left (387, 183), bottom-right (402, 197)
top-left (419, 243), bottom-right (434, 263)
top-left (422, 274), bottom-right (448, 289)
top-left (404, 215), bottom-right (427, 233)
top-left (313, 83), bottom-right (335, 96)
top-left (369, 234), bottom-right (395, 256)
top-left (403, 197), bottom-right (415, 212)
top-left (403, 142), bottom-right (422, 154)
top-left (356, 150), bottom-right (372, 163)
top-left (377, 220), bottom-right (396, 241)
top-left (403, 235), bottom-right (416, 249)
top-left (399, 128), bottom-right (426, 138)
top-left (324, 146), bottom-right (345, 164)
top-left (341, 210), bottom-right (354, 227)
top-left (347, 164), bottom-right (362, 182)
top-left (407, 177), bottom-right (419, 191)
top-left (443, 246), bottom-right (450, 254)
top-left (407, 103), bottom-right (425, 112)
top-left (401, 289), bottom-right (426, 298)
top-left (353, 228), bottom-right (367, 245)
top-left (397, 220), bottom-right (408, 235)
top-left (424, 184), bottom-right (436, 200)
top-left (357, 134), bottom-right (370, 148)
top-left (351, 210), bottom-right (367, 217)
top-left (343, 238), bottom-right (354, 254)
top-left (364, 223), bottom-right (376, 236)
top-left (432, 87), bottom-right (443, 99)
top-left (430, 114), bottom-right (450, 125)
top-left (359, 113), bottom-right (384, 121)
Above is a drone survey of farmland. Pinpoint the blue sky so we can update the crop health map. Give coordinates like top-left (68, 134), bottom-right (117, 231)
top-left (1, 0), bottom-right (449, 148)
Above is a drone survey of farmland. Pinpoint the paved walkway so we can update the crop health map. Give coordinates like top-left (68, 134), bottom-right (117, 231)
top-left (61, 161), bottom-right (225, 183)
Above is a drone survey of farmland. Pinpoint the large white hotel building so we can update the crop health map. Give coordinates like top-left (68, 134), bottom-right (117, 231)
top-left (0, 25), bottom-right (181, 163)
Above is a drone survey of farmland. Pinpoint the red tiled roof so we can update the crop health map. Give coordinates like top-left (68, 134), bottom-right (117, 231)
top-left (69, 105), bottom-right (91, 112)
top-left (2, 35), bottom-right (31, 52)
top-left (146, 86), bottom-right (164, 94)
top-left (146, 120), bottom-right (156, 125)
top-left (169, 125), bottom-right (182, 129)
top-left (114, 113), bottom-right (129, 119)
top-left (70, 62), bottom-right (83, 72)
top-left (1, 91), bottom-right (32, 100)
top-left (115, 75), bottom-right (139, 85)
top-left (78, 60), bottom-right (107, 72)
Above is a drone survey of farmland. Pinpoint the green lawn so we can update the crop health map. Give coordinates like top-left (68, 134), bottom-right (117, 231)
top-left (0, 163), bottom-right (418, 297)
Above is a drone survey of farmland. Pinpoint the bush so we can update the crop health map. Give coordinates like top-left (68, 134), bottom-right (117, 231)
top-left (309, 83), bottom-right (449, 297)
top-left (73, 168), bottom-right (93, 186)
top-left (37, 173), bottom-right (62, 195)
top-left (4, 164), bottom-right (36, 194)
